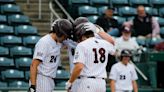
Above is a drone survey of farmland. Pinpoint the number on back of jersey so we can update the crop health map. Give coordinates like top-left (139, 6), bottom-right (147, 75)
top-left (93, 48), bottom-right (106, 63)
top-left (50, 56), bottom-right (57, 63)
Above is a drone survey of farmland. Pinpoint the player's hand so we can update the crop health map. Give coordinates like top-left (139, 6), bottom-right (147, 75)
top-left (28, 85), bottom-right (36, 92)
top-left (65, 81), bottom-right (72, 92)
top-left (83, 22), bottom-right (98, 33)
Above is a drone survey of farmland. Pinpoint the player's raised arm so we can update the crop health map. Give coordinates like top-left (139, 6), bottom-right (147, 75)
top-left (96, 25), bottom-right (115, 45)
top-left (83, 22), bottom-right (115, 45)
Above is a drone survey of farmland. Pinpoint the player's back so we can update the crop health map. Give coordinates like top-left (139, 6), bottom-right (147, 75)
top-left (76, 37), bottom-right (115, 78)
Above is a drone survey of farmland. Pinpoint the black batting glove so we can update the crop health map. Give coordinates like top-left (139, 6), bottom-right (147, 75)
top-left (28, 85), bottom-right (36, 92)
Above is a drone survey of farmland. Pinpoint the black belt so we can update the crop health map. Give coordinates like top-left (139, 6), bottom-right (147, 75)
top-left (78, 76), bottom-right (105, 80)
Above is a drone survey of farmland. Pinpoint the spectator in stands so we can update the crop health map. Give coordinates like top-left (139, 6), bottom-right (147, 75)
top-left (124, 5), bottom-right (160, 38)
top-left (115, 26), bottom-right (140, 56)
top-left (96, 7), bottom-right (119, 36)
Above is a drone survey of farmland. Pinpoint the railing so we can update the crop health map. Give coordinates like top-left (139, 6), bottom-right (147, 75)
top-left (38, 0), bottom-right (42, 19)
top-left (25, 0), bottom-right (42, 19)
top-left (49, 0), bottom-right (61, 24)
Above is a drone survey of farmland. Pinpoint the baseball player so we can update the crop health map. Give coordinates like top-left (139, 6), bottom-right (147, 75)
top-left (65, 23), bottom-right (115, 92)
top-left (28, 19), bottom-right (73, 92)
top-left (64, 17), bottom-right (115, 73)
top-left (109, 49), bottom-right (138, 92)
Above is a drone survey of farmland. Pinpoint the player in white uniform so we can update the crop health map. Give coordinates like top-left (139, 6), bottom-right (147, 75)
top-left (28, 19), bottom-right (73, 92)
top-left (64, 17), bottom-right (115, 73)
top-left (65, 23), bottom-right (115, 92)
top-left (109, 49), bottom-right (138, 92)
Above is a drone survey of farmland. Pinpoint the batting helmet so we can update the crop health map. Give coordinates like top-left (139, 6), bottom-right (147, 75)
top-left (51, 19), bottom-right (73, 38)
top-left (121, 49), bottom-right (132, 57)
top-left (74, 17), bottom-right (89, 27)
top-left (74, 23), bottom-right (94, 40)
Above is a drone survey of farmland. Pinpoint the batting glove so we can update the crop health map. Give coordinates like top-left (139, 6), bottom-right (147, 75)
top-left (65, 81), bottom-right (72, 90)
top-left (83, 22), bottom-right (99, 33)
top-left (28, 85), bottom-right (36, 92)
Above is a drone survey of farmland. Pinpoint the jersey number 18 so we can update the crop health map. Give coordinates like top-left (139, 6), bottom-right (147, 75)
top-left (93, 48), bottom-right (106, 63)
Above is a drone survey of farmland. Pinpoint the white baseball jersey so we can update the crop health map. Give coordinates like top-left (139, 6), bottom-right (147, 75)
top-left (63, 39), bottom-right (77, 73)
top-left (63, 33), bottom-right (102, 73)
top-left (33, 34), bottom-right (61, 78)
top-left (73, 37), bottom-right (115, 78)
top-left (115, 37), bottom-right (139, 54)
top-left (109, 62), bottom-right (138, 91)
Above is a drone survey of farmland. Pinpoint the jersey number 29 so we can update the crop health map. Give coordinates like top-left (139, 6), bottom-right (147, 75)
top-left (93, 48), bottom-right (106, 63)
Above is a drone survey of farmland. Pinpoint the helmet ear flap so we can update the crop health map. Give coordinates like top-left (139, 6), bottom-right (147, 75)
top-left (52, 20), bottom-right (66, 38)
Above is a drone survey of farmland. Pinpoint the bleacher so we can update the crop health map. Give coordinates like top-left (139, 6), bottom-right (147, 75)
top-left (0, 0), bottom-right (71, 91)
top-left (0, 0), bottom-right (38, 90)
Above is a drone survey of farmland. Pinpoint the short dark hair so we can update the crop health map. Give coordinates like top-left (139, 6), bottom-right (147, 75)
top-left (82, 31), bottom-right (94, 38)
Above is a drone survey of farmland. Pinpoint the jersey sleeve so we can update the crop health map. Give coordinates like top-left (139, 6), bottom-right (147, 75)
top-left (94, 33), bottom-right (102, 39)
top-left (131, 65), bottom-right (138, 80)
top-left (63, 39), bottom-right (77, 49)
top-left (106, 42), bottom-right (116, 55)
top-left (33, 41), bottom-right (48, 62)
top-left (132, 38), bottom-right (139, 50)
top-left (109, 65), bottom-right (117, 80)
top-left (73, 44), bottom-right (85, 64)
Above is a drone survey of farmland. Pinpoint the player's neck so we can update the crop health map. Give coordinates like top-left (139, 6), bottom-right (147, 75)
top-left (50, 33), bottom-right (58, 42)
top-left (121, 61), bottom-right (128, 66)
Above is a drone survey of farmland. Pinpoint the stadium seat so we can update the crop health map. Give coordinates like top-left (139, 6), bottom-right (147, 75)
top-left (1, 69), bottom-right (24, 80)
top-left (145, 7), bottom-right (158, 16)
top-left (0, 46), bottom-right (9, 56)
top-left (129, 0), bottom-right (149, 6)
top-left (136, 38), bottom-right (146, 46)
top-left (8, 14), bottom-right (30, 26)
top-left (107, 28), bottom-right (120, 37)
top-left (118, 6), bottom-right (137, 16)
top-left (113, 16), bottom-right (126, 25)
top-left (1, 4), bottom-right (21, 14)
top-left (56, 81), bottom-right (67, 87)
top-left (160, 27), bottom-right (164, 38)
top-left (8, 81), bottom-right (28, 88)
top-left (146, 38), bottom-right (163, 47)
top-left (150, 0), bottom-right (164, 7)
top-left (0, 57), bottom-right (14, 67)
top-left (87, 15), bottom-right (98, 23)
top-left (97, 6), bottom-right (118, 15)
top-left (23, 35), bottom-right (40, 46)
top-left (0, 24), bottom-right (14, 34)
top-left (78, 6), bottom-right (98, 16)
top-left (15, 57), bottom-right (32, 68)
top-left (15, 25), bottom-right (38, 35)
top-left (0, 15), bottom-right (7, 24)
top-left (25, 71), bottom-right (30, 80)
top-left (0, 35), bottom-right (22, 46)
top-left (90, 0), bottom-right (109, 5)
top-left (69, 0), bottom-right (89, 5)
top-left (126, 16), bottom-right (134, 21)
top-left (0, 0), bottom-right (15, 4)
top-left (56, 70), bottom-right (70, 79)
top-left (155, 17), bottom-right (164, 26)
top-left (97, 6), bottom-right (108, 15)
top-left (10, 46), bottom-right (32, 57)
top-left (159, 7), bottom-right (164, 17)
top-left (0, 81), bottom-right (7, 87)
top-left (111, 0), bottom-right (129, 7)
